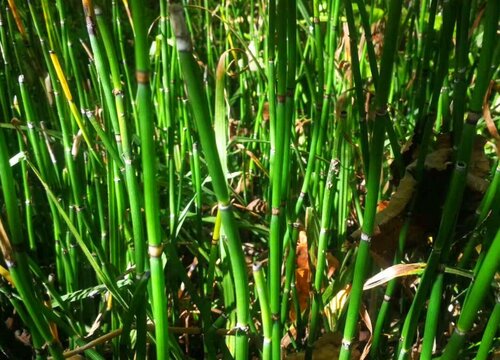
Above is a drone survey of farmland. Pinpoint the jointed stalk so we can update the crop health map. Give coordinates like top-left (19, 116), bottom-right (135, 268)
top-left (170, 4), bottom-right (250, 359)
top-left (339, 1), bottom-right (403, 358)
top-left (397, 1), bottom-right (499, 357)
top-left (131, 0), bottom-right (170, 357)
top-left (253, 263), bottom-right (272, 360)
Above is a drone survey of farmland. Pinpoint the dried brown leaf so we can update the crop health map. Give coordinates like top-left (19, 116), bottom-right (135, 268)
top-left (359, 304), bottom-right (373, 360)
top-left (363, 263), bottom-right (426, 290)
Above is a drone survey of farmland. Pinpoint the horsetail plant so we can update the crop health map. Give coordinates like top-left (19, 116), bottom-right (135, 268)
top-left (339, 0), bottom-right (403, 358)
top-left (0, 1), bottom-right (498, 359)
top-left (170, 4), bottom-right (250, 359)
top-left (131, 0), bottom-right (170, 358)
top-left (253, 263), bottom-right (272, 360)
top-left (0, 146), bottom-right (64, 360)
top-left (398, 1), bottom-right (499, 357)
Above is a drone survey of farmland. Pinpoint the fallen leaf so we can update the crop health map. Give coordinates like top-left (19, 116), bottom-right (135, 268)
top-left (292, 230), bottom-right (311, 319)
top-left (359, 304), bottom-right (373, 360)
top-left (363, 263), bottom-right (426, 290)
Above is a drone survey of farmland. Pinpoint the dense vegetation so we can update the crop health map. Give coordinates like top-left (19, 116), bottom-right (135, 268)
top-left (0, 0), bottom-right (498, 359)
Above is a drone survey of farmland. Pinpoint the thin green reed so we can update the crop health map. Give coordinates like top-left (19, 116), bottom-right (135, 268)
top-left (0, 282), bottom-right (44, 360)
top-left (130, 0), bottom-right (170, 358)
top-left (112, 1), bottom-right (137, 120)
top-left (25, 1), bottom-right (84, 294)
top-left (354, 0), bottom-right (378, 84)
top-left (397, 1), bottom-right (499, 357)
top-left (412, 0), bottom-right (438, 135)
top-left (420, 271), bottom-right (444, 358)
top-left (281, 0), bottom-right (296, 202)
top-left (159, 0), bottom-right (177, 239)
top-left (268, 0), bottom-right (290, 356)
top-left (441, 229), bottom-right (500, 359)
top-left (17, 75), bottom-right (62, 262)
top-left (308, 127), bottom-right (341, 348)
top-left (280, 5), bottom-right (297, 323)
top-left (345, 0), bottom-right (369, 173)
top-left (394, 0), bottom-right (458, 353)
top-left (475, 301), bottom-right (500, 360)
top-left (370, 0), bottom-right (438, 351)
top-left (339, 0), bottom-right (403, 358)
top-left (266, 0), bottom-right (277, 196)
top-left (0, 147), bottom-right (64, 360)
top-left (427, 0), bottom-right (457, 117)
top-left (336, 111), bottom-right (353, 251)
top-left (3, 2), bottom-right (25, 76)
top-left (170, 4), bottom-right (250, 359)
top-left (458, 165), bottom-right (500, 269)
top-left (397, 162), bottom-right (468, 359)
top-left (279, 0), bottom-right (339, 329)
top-left (0, 10), bottom-right (14, 114)
top-left (254, 263), bottom-right (272, 360)
top-left (280, 118), bottom-right (321, 331)
top-left (353, 0), bottom-right (404, 177)
top-left (311, 0), bottom-right (341, 205)
top-left (13, 126), bottom-right (36, 252)
top-left (94, 5), bottom-right (148, 354)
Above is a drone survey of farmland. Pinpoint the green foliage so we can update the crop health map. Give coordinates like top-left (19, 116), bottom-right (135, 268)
top-left (0, 0), bottom-right (497, 359)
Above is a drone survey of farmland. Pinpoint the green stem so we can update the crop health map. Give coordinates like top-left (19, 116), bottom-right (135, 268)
top-left (339, 1), bottom-right (403, 358)
top-left (170, 5), bottom-right (249, 359)
top-left (130, 0), bottom-right (170, 357)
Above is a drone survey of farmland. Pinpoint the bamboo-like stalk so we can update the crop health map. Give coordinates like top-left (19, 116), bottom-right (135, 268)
top-left (458, 165), bottom-right (500, 268)
top-left (411, 0), bottom-right (438, 135)
top-left (266, 0), bottom-right (277, 182)
top-left (206, 211), bottom-right (222, 300)
top-left (420, 272), bottom-right (444, 358)
top-left (452, 0), bottom-right (472, 146)
top-left (475, 301), bottom-right (500, 360)
top-left (311, 0), bottom-right (341, 205)
top-left (397, 1), bottom-right (499, 356)
top-left (440, 229), bottom-right (500, 359)
top-left (0, 150), bottom-right (64, 360)
top-left (14, 126), bottom-right (37, 252)
top-left (308, 149), bottom-right (340, 347)
top-left (353, 0), bottom-right (404, 177)
top-left (370, 4), bottom-right (442, 348)
top-left (268, 0), bottom-right (289, 356)
top-left (159, 0), bottom-right (178, 242)
top-left (253, 263), bottom-right (272, 360)
top-left (354, 0), bottom-right (379, 85)
top-left (345, 0), bottom-right (369, 173)
top-left (0, 283), bottom-right (45, 360)
top-left (0, 1), bottom-right (497, 358)
top-left (339, 1), bottom-right (403, 358)
top-left (93, 5), bottom-right (149, 355)
top-left (170, 4), bottom-right (250, 359)
top-left (130, 0), bottom-right (170, 358)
